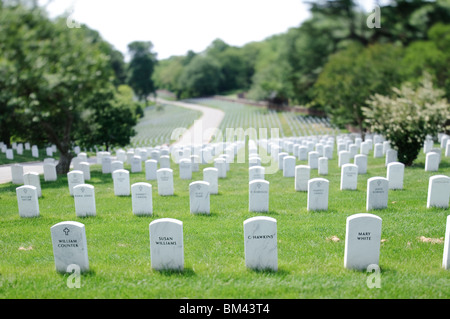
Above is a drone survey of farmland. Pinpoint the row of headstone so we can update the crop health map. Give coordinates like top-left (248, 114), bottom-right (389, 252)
top-left (1, 142), bottom-right (42, 159)
top-left (17, 171), bottom-right (449, 220)
top-left (48, 213), bottom-right (450, 273)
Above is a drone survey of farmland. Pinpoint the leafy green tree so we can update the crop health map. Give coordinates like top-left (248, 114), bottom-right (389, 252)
top-left (363, 74), bottom-right (450, 166)
top-left (127, 41), bottom-right (157, 104)
top-left (313, 42), bottom-right (404, 138)
top-left (0, 3), bottom-right (139, 173)
top-left (177, 55), bottom-right (223, 98)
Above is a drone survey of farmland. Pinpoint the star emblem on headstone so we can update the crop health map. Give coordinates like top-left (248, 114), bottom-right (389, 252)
top-left (63, 227), bottom-right (70, 235)
top-left (23, 189), bottom-right (27, 194)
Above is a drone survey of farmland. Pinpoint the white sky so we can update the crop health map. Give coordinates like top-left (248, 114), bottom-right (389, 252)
top-left (39, 0), bottom-right (382, 60)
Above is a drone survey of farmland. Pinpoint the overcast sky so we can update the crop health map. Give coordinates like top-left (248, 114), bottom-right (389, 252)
top-left (39, 0), bottom-right (382, 60)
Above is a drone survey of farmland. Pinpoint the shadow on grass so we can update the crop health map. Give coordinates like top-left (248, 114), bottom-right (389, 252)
top-left (154, 267), bottom-right (196, 277)
top-left (247, 267), bottom-right (289, 276)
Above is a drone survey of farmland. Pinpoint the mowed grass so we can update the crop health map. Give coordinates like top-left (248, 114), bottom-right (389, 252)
top-left (0, 144), bottom-right (449, 299)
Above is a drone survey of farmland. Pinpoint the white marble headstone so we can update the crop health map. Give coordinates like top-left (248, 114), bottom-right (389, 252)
top-left (387, 162), bottom-right (404, 190)
top-left (338, 151), bottom-right (351, 167)
top-left (23, 171), bottom-right (42, 197)
top-left (354, 154), bottom-right (367, 174)
top-left (43, 162), bottom-right (57, 182)
top-left (159, 155), bottom-right (170, 169)
top-left (51, 221), bottom-right (89, 273)
top-left (214, 158), bottom-right (227, 178)
top-left (16, 185), bottom-right (39, 218)
top-left (344, 213), bottom-right (382, 270)
top-left (443, 215), bottom-right (450, 270)
top-left (307, 178), bottom-right (329, 211)
top-left (385, 149), bottom-right (398, 167)
top-left (374, 143), bottom-right (383, 158)
top-left (425, 152), bottom-right (439, 172)
top-left (308, 151), bottom-right (319, 169)
top-left (145, 159), bottom-right (157, 180)
top-left (179, 158), bottom-right (192, 180)
top-left (79, 162), bottom-right (90, 181)
top-left (157, 168), bottom-right (174, 196)
top-left (149, 218), bottom-right (184, 271)
top-left (318, 157), bottom-right (328, 176)
top-left (111, 160), bottom-right (124, 174)
top-left (295, 165), bottom-right (310, 192)
top-left (11, 164), bottom-right (24, 184)
top-left (366, 177), bottom-right (389, 211)
top-left (131, 182), bottom-right (153, 216)
top-left (189, 181), bottom-right (210, 215)
top-left (249, 166), bottom-right (265, 182)
top-left (427, 175), bottom-right (450, 209)
top-left (112, 169), bottom-right (130, 196)
top-left (130, 155), bottom-right (142, 173)
top-left (298, 146), bottom-right (308, 161)
top-left (249, 179), bottom-right (269, 213)
top-left (101, 155), bottom-right (112, 174)
top-left (67, 170), bottom-right (85, 196)
top-left (73, 184), bottom-right (96, 217)
top-left (244, 216), bottom-right (277, 271)
top-left (340, 164), bottom-right (358, 190)
top-left (203, 167), bottom-right (218, 195)
top-left (283, 156), bottom-right (296, 177)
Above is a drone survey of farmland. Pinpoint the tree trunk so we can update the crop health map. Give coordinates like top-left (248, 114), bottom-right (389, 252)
top-left (56, 151), bottom-right (73, 174)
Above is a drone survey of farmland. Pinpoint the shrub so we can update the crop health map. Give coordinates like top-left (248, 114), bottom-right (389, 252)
top-left (363, 74), bottom-right (450, 166)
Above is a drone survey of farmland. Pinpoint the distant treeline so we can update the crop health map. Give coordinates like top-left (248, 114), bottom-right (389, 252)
top-left (153, 0), bottom-right (450, 130)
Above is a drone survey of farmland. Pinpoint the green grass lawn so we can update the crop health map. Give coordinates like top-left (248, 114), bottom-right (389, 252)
top-left (0, 149), bottom-right (60, 166)
top-left (0, 145), bottom-right (449, 299)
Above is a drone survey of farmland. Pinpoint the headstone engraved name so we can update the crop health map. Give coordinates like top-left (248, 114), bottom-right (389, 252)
top-left (427, 175), bottom-right (450, 209)
top-left (366, 177), bottom-right (389, 211)
top-left (340, 164), bottom-right (358, 190)
top-left (67, 170), bottom-right (85, 196)
top-left (189, 181), bottom-right (210, 215)
top-left (149, 218), bottom-right (184, 271)
top-left (112, 169), bottom-right (130, 196)
top-left (295, 165), bottom-right (310, 192)
top-left (157, 168), bottom-right (174, 196)
top-left (131, 182), bottom-right (153, 216)
top-left (344, 213), bottom-right (382, 270)
top-left (307, 178), bottom-right (329, 211)
top-left (16, 185), bottom-right (39, 218)
top-left (249, 179), bottom-right (269, 212)
top-left (73, 184), bottom-right (96, 217)
top-left (244, 216), bottom-right (277, 271)
top-left (51, 221), bottom-right (89, 273)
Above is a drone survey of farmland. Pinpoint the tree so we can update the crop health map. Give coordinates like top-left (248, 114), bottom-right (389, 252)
top-left (363, 74), bottom-right (450, 166)
top-left (313, 42), bottom-right (404, 138)
top-left (0, 3), bottom-right (139, 173)
top-left (177, 55), bottom-right (223, 98)
top-left (76, 85), bottom-right (139, 151)
top-left (127, 41), bottom-right (157, 104)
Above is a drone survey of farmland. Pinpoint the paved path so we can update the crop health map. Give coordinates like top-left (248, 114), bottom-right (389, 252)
top-left (0, 99), bottom-right (225, 184)
top-left (156, 98), bottom-right (225, 146)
